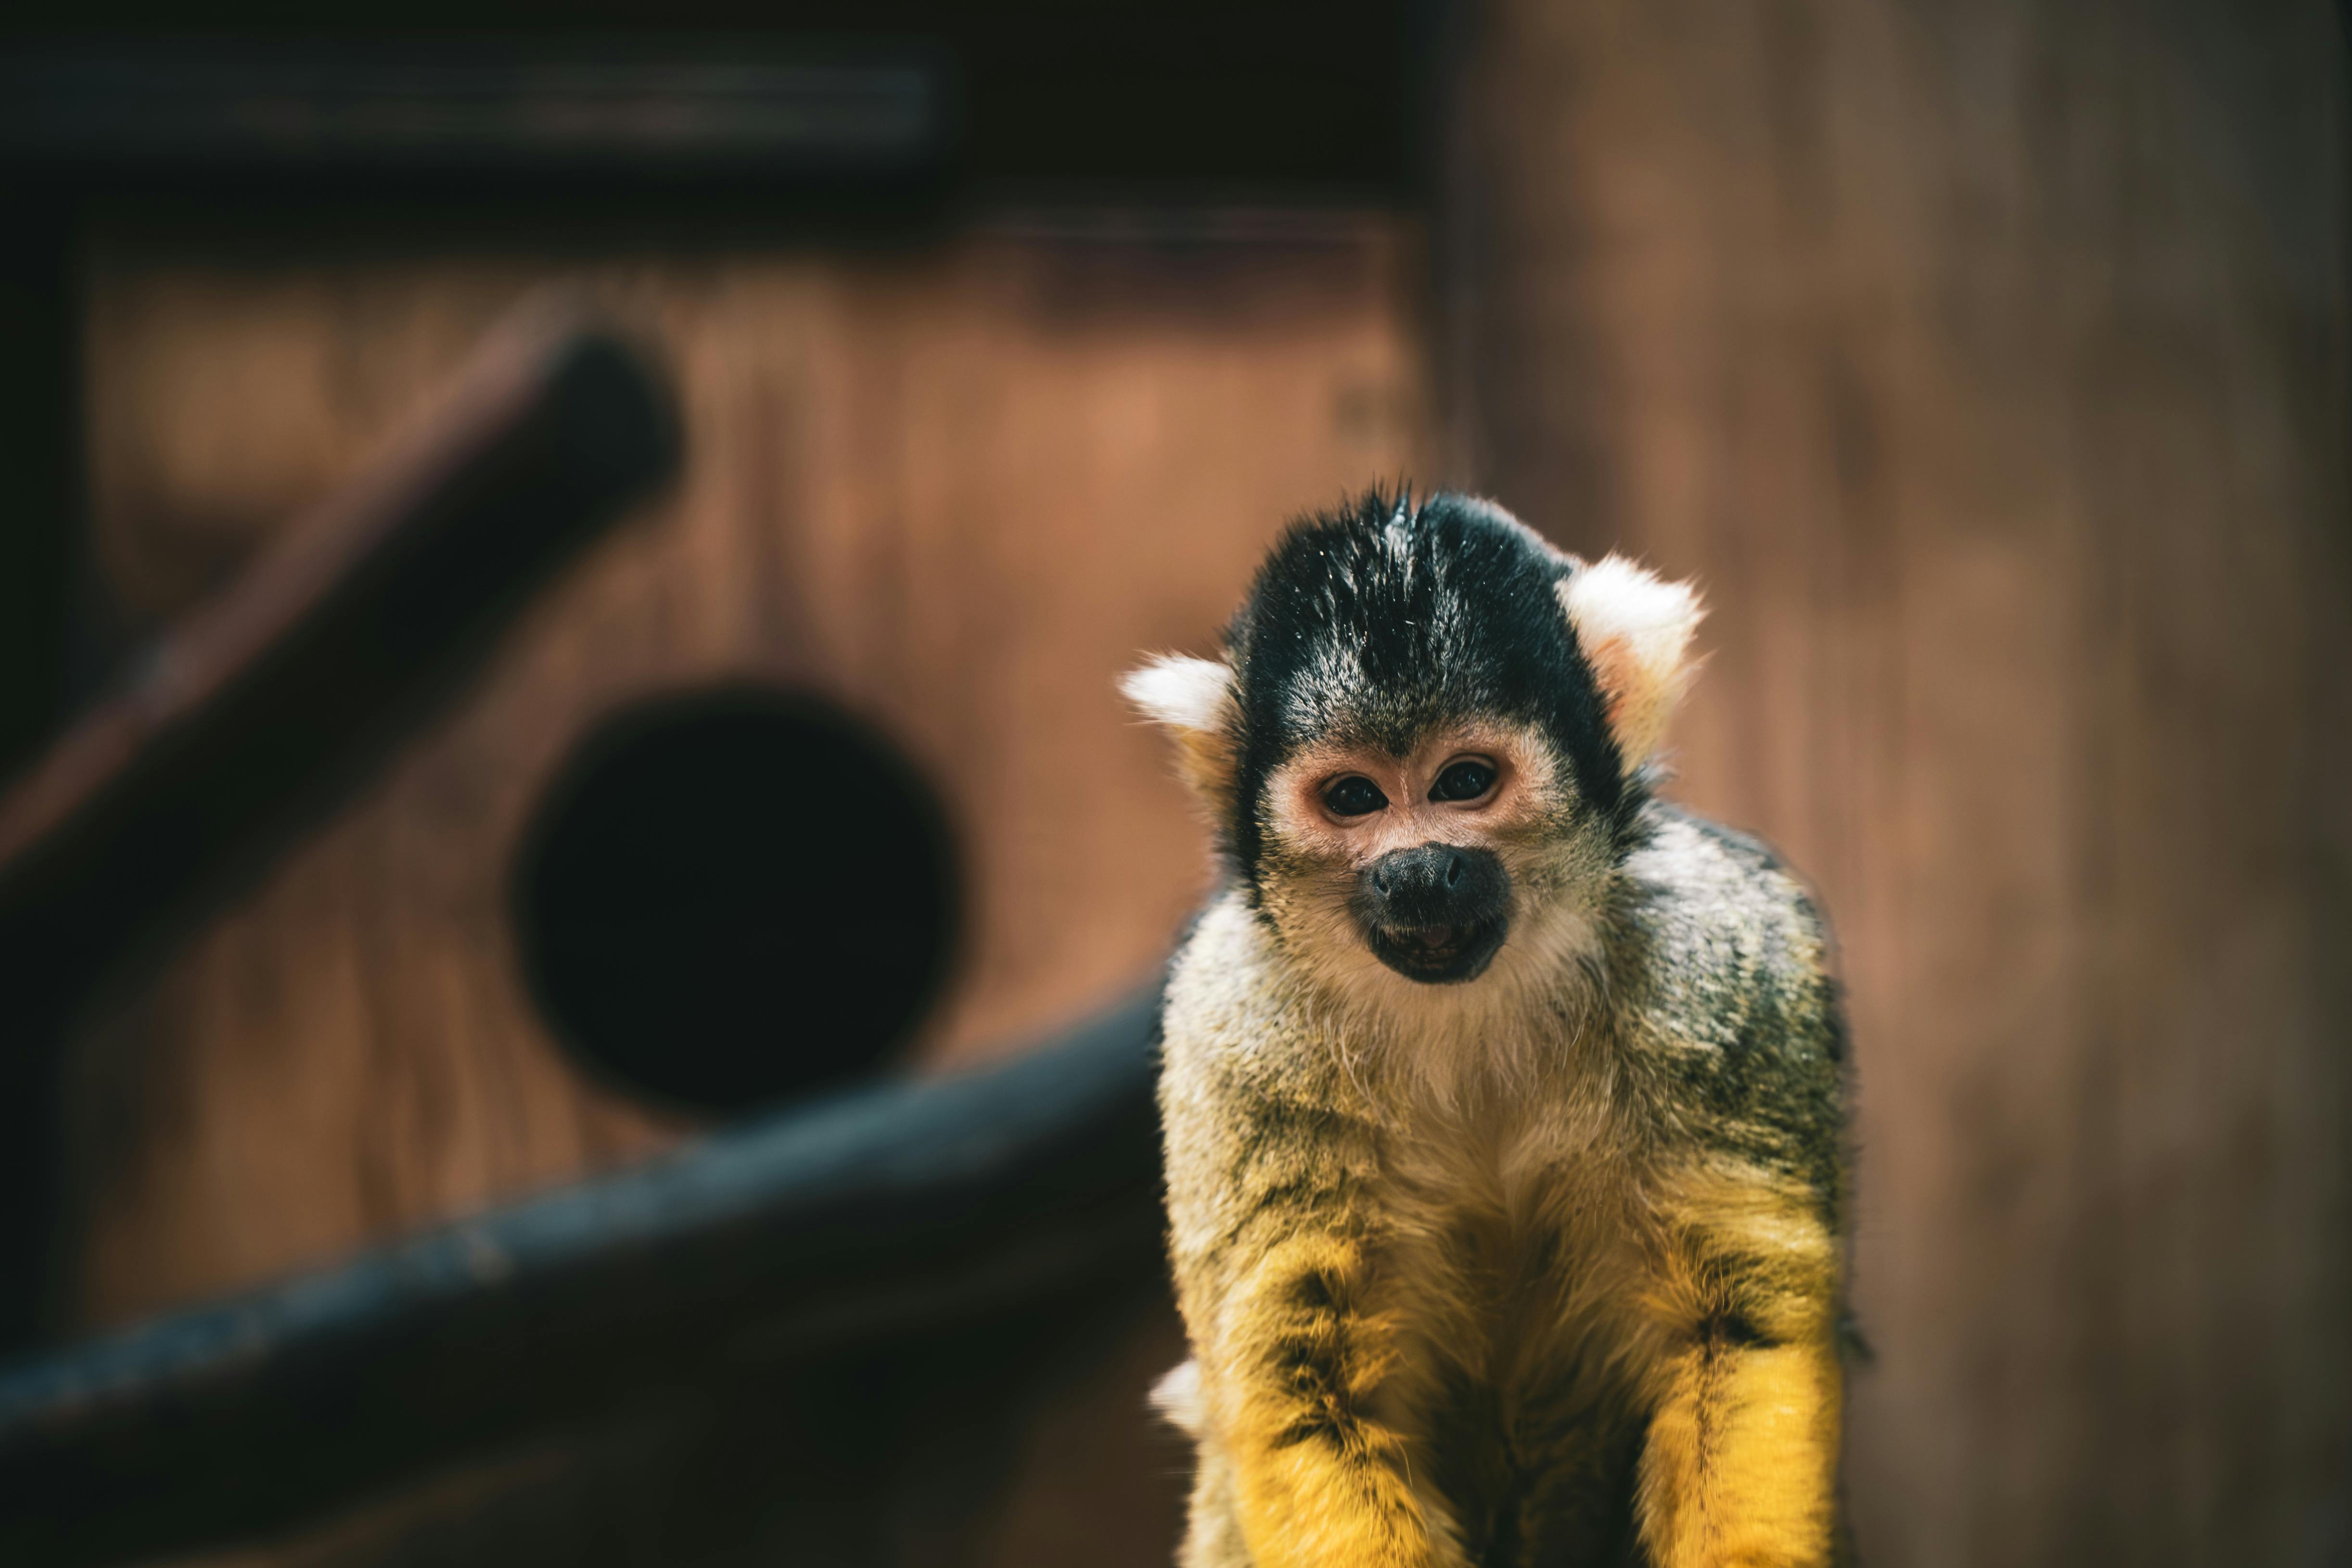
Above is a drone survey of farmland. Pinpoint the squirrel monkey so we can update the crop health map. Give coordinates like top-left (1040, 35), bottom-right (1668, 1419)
top-left (1126, 493), bottom-right (1851, 1568)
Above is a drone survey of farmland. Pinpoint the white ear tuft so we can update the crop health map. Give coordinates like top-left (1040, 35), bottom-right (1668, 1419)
top-left (1122, 653), bottom-right (1240, 807)
top-left (1121, 654), bottom-right (1234, 734)
top-left (1557, 555), bottom-right (1705, 770)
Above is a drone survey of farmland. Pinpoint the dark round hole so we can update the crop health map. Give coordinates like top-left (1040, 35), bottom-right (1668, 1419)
top-left (512, 685), bottom-right (960, 1115)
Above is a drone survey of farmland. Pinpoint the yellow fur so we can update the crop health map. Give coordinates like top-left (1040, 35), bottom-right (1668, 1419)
top-left (1638, 1340), bottom-right (1841, 1568)
top-left (1155, 888), bottom-right (1845, 1568)
top-left (1634, 1168), bottom-right (1845, 1567)
top-left (1136, 528), bottom-right (1845, 1568)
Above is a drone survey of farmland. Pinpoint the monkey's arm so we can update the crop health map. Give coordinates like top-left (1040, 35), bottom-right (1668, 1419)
top-left (1635, 1169), bottom-right (1844, 1568)
top-left (1195, 1212), bottom-right (1437, 1568)
top-left (1618, 809), bottom-right (1853, 1568)
top-left (1158, 926), bottom-right (1444, 1568)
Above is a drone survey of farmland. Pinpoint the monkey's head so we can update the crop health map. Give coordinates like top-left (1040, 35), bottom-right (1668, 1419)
top-left (1126, 490), bottom-right (1702, 1005)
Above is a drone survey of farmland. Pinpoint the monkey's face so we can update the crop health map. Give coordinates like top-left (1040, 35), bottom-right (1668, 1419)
top-left (1258, 722), bottom-right (1575, 986)
top-left (1125, 491), bottom-right (1702, 1011)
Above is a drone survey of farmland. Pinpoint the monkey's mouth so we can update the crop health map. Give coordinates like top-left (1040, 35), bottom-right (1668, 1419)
top-left (1367, 915), bottom-right (1508, 984)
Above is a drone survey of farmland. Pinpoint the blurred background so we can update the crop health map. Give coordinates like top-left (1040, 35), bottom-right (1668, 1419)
top-left (0, 2), bottom-right (2342, 1566)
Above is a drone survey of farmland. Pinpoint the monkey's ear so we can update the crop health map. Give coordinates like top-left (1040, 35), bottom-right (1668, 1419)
top-left (1122, 653), bottom-right (1240, 808)
top-left (1557, 555), bottom-right (1705, 771)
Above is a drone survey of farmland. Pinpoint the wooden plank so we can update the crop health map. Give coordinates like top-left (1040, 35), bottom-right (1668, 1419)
top-left (62, 214), bottom-right (1431, 1330)
top-left (0, 305), bottom-right (675, 999)
top-left (1443, 1), bottom-right (2349, 1561)
top-left (0, 301), bottom-right (675, 1351)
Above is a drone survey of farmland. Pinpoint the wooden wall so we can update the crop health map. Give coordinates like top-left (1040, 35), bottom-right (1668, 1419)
top-left (51, 5), bottom-right (2351, 1561)
top-left (1444, 2), bottom-right (2349, 1563)
top-left (63, 214), bottom-right (1430, 1331)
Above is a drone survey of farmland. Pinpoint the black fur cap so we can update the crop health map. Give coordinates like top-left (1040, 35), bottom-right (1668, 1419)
top-left (1222, 488), bottom-right (1632, 887)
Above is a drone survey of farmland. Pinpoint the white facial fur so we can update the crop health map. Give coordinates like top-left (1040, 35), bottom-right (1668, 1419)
top-left (1121, 547), bottom-right (1703, 1102)
top-left (1249, 719), bottom-right (1618, 1100)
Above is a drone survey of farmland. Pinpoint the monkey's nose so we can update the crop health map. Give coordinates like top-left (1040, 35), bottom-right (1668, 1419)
top-left (1359, 843), bottom-right (1506, 929)
top-left (1372, 848), bottom-right (1466, 898)
top-left (1356, 843), bottom-right (1512, 982)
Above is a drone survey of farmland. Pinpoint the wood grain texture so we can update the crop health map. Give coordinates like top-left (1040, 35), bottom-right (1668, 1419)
top-left (1443, 2), bottom-right (2349, 1563)
top-left (66, 214), bottom-right (1430, 1331)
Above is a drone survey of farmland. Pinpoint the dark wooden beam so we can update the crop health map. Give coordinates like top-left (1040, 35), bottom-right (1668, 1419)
top-left (0, 302), bottom-right (678, 1347)
top-left (0, 45), bottom-right (947, 187)
top-left (0, 301), bottom-right (676, 1025)
top-left (0, 185), bottom-right (75, 789)
top-left (0, 989), bottom-right (1163, 1568)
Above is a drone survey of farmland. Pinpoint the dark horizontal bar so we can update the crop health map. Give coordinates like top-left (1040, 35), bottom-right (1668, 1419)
top-left (0, 302), bottom-right (678, 1035)
top-left (0, 989), bottom-right (1164, 1566)
top-left (0, 45), bottom-right (947, 179)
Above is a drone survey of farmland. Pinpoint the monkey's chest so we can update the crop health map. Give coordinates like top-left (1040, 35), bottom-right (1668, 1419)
top-left (1368, 1154), bottom-right (1665, 1567)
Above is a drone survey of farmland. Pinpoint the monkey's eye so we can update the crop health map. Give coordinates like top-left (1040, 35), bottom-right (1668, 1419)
top-left (1323, 776), bottom-right (1389, 817)
top-left (1430, 759), bottom-right (1498, 803)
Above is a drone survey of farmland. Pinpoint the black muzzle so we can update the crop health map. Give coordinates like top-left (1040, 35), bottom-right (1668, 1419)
top-left (1355, 843), bottom-right (1511, 984)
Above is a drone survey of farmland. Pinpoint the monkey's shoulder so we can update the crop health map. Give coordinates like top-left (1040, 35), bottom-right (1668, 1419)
top-left (1154, 895), bottom-right (1378, 1272)
top-left (1161, 895), bottom-right (1289, 1046)
top-left (1156, 893), bottom-right (1360, 1114)
top-left (1609, 804), bottom-right (1849, 1186)
top-left (1609, 803), bottom-right (1841, 1051)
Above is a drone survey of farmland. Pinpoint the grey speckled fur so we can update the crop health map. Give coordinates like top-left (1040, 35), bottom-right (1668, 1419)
top-left (1613, 804), bottom-right (1849, 1218)
top-left (1136, 492), bottom-right (1853, 1568)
